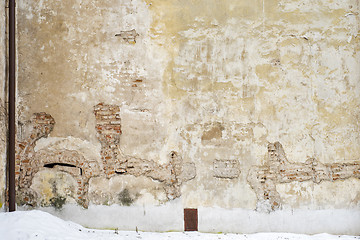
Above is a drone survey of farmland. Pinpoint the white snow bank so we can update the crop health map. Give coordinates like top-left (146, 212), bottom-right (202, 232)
top-left (0, 210), bottom-right (87, 240)
top-left (0, 210), bottom-right (359, 240)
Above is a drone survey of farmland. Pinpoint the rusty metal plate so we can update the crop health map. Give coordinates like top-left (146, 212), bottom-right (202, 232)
top-left (184, 208), bottom-right (198, 231)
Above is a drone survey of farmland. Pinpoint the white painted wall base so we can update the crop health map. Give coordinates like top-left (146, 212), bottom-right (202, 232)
top-left (19, 203), bottom-right (360, 235)
top-left (199, 207), bottom-right (360, 235)
top-left (26, 200), bottom-right (184, 232)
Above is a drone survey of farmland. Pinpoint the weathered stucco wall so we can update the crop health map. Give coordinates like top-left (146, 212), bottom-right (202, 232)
top-left (0, 0), bottom-right (7, 211)
top-left (14, 0), bottom-right (360, 233)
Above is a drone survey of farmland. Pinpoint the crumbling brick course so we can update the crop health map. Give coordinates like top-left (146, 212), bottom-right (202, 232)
top-left (94, 103), bottom-right (122, 177)
top-left (247, 142), bottom-right (360, 212)
top-left (116, 151), bottom-right (196, 199)
top-left (94, 103), bottom-right (196, 200)
top-left (16, 113), bottom-right (100, 208)
top-left (16, 104), bottom-right (197, 208)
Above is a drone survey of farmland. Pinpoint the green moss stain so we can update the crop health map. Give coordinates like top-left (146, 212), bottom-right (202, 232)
top-left (50, 196), bottom-right (66, 210)
top-left (118, 189), bottom-right (134, 206)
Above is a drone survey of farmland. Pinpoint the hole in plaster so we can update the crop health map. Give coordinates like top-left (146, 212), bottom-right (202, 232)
top-left (44, 163), bottom-right (82, 175)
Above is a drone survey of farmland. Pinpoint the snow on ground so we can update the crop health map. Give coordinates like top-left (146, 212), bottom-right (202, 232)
top-left (0, 210), bottom-right (359, 240)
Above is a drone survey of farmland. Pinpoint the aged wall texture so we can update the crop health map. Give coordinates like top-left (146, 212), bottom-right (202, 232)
top-left (248, 142), bottom-right (360, 212)
top-left (11, 0), bottom-right (360, 233)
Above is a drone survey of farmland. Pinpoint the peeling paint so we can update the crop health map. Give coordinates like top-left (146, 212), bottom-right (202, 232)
top-left (248, 142), bottom-right (360, 212)
top-left (7, 0), bottom-right (360, 225)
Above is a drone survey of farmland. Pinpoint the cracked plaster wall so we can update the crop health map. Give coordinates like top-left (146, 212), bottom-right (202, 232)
top-left (14, 0), bottom-right (360, 214)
